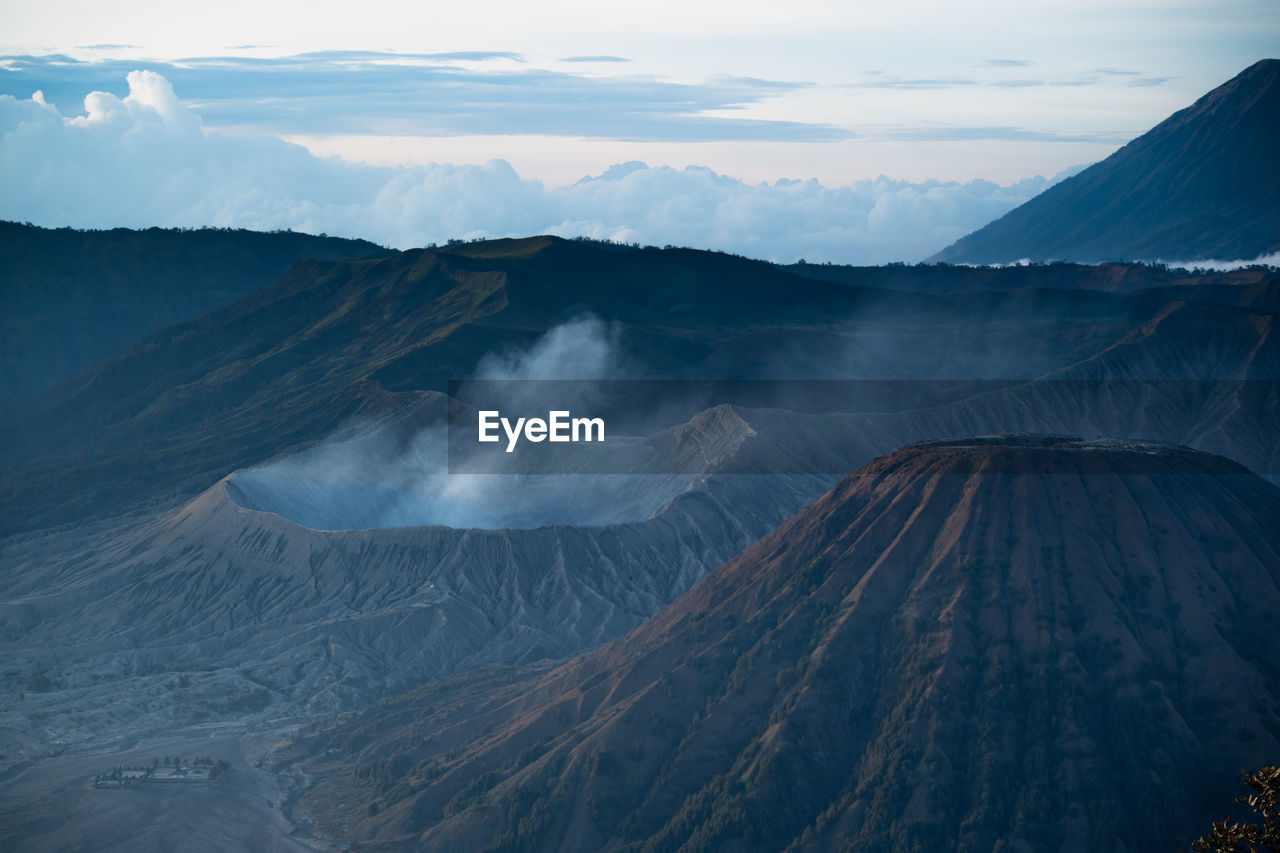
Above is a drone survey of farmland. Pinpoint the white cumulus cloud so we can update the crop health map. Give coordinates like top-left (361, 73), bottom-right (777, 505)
top-left (0, 72), bottom-right (1074, 264)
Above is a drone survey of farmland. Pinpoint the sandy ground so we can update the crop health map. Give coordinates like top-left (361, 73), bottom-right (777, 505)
top-left (0, 728), bottom-right (338, 853)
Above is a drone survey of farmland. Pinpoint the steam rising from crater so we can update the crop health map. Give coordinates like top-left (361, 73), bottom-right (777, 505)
top-left (478, 314), bottom-right (624, 381)
top-left (228, 316), bottom-right (695, 530)
top-left (227, 424), bottom-right (696, 530)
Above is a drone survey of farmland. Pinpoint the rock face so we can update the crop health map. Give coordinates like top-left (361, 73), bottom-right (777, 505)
top-left (285, 437), bottom-right (1280, 853)
top-left (931, 59), bottom-right (1280, 264)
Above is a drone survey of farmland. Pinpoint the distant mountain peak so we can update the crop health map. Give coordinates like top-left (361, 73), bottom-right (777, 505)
top-left (931, 60), bottom-right (1280, 265)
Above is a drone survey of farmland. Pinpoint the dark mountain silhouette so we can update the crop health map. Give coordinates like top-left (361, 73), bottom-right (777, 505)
top-left (280, 436), bottom-right (1280, 852)
top-left (931, 59), bottom-right (1280, 265)
top-left (1, 235), bottom-right (1276, 534)
top-left (0, 221), bottom-right (388, 410)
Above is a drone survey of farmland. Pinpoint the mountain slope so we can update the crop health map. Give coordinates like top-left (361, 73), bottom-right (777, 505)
top-left (931, 59), bottom-right (1280, 264)
top-left (0, 221), bottom-right (388, 410)
top-left (0, 240), bottom-right (1081, 531)
top-left (4, 235), bottom-right (1276, 535)
top-left (282, 437), bottom-right (1280, 852)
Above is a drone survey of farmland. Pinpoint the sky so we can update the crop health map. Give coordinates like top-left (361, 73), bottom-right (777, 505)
top-left (1, 0), bottom-right (1276, 263)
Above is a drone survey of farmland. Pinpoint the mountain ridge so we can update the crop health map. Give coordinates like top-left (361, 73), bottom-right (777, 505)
top-left (930, 59), bottom-right (1280, 264)
top-left (3, 236), bottom-right (1276, 534)
top-left (0, 221), bottom-right (390, 410)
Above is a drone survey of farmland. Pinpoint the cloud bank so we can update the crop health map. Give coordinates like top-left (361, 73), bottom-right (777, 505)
top-left (0, 52), bottom-right (843, 142)
top-left (0, 71), bottom-right (1075, 264)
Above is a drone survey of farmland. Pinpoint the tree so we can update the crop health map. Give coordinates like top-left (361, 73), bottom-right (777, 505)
top-left (1192, 767), bottom-right (1280, 852)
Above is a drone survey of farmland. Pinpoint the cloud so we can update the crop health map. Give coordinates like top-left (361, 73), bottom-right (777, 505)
top-left (1053, 69), bottom-right (1169, 88)
top-left (856, 65), bottom-right (1167, 92)
top-left (853, 75), bottom-right (979, 89)
top-left (0, 72), bottom-right (1079, 264)
top-left (874, 125), bottom-right (1127, 143)
top-left (989, 79), bottom-right (1045, 88)
top-left (562, 55), bottom-right (631, 63)
top-left (410, 50), bottom-right (526, 62)
top-left (0, 51), bottom-right (844, 143)
top-left (1153, 251), bottom-right (1280, 272)
top-left (1124, 76), bottom-right (1170, 87)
